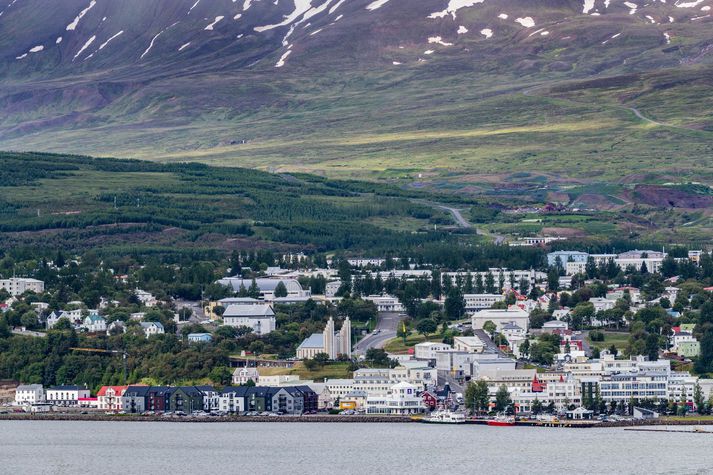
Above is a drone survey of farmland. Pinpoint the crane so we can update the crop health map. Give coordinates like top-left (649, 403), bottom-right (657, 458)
top-left (70, 348), bottom-right (129, 383)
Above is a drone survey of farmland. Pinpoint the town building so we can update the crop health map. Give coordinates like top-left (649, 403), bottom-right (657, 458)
top-left (187, 333), bottom-right (213, 343)
top-left (365, 382), bottom-right (425, 415)
top-left (81, 315), bottom-right (107, 333)
top-left (362, 295), bottom-right (404, 312)
top-left (97, 386), bottom-right (128, 411)
top-left (472, 307), bottom-right (529, 332)
top-left (46, 385), bottom-right (90, 407)
top-left (222, 304), bottom-right (276, 335)
top-left (139, 322), bottom-right (165, 337)
top-left (296, 317), bottom-right (351, 359)
top-left (0, 278), bottom-right (44, 296)
top-left (464, 294), bottom-right (505, 313)
top-left (14, 384), bottom-right (45, 405)
top-left (232, 367), bottom-right (259, 385)
top-left (414, 342), bottom-right (452, 360)
top-left (453, 336), bottom-right (485, 354)
top-left (217, 277), bottom-right (311, 299)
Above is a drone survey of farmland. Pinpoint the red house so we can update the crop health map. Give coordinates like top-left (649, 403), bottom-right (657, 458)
top-left (422, 391), bottom-right (438, 410)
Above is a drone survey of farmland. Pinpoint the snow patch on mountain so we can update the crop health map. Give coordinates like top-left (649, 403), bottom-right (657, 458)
top-left (66, 0), bottom-right (96, 31)
top-left (179, 42), bottom-right (191, 51)
top-left (73, 35), bottom-right (96, 61)
top-left (515, 17), bottom-right (535, 27)
top-left (275, 47), bottom-right (292, 67)
top-left (428, 0), bottom-right (485, 20)
top-left (676, 0), bottom-right (705, 7)
top-left (0, 0), bottom-right (20, 18)
top-left (329, 0), bottom-right (345, 14)
top-left (429, 36), bottom-right (453, 46)
top-left (498, 13), bottom-right (508, 19)
top-left (255, 0), bottom-right (315, 31)
top-left (480, 28), bottom-right (492, 38)
top-left (624, 2), bottom-right (637, 14)
top-left (366, 0), bottom-right (390, 10)
top-left (583, 0), bottom-right (596, 14)
top-left (457, 25), bottom-right (468, 34)
top-left (141, 22), bottom-right (179, 59)
top-left (188, 0), bottom-right (200, 14)
top-left (205, 16), bottom-right (224, 30)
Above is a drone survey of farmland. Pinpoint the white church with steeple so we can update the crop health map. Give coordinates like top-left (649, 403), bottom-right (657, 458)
top-left (296, 316), bottom-right (352, 360)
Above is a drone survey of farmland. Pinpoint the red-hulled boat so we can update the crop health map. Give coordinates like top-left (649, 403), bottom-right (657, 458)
top-left (487, 415), bottom-right (516, 427)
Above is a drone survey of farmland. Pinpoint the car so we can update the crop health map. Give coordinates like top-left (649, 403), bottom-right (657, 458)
top-left (259, 411), bottom-right (270, 416)
top-left (268, 413), bottom-right (280, 417)
top-left (80, 411), bottom-right (89, 415)
top-left (175, 411), bottom-right (186, 416)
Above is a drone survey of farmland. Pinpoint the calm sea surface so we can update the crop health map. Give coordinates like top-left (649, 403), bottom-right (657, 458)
top-left (2, 421), bottom-right (713, 474)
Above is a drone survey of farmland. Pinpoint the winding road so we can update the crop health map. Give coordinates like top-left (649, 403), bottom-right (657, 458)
top-left (353, 312), bottom-right (405, 356)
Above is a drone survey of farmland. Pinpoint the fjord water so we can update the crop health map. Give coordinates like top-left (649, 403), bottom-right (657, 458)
top-left (2, 421), bottom-right (712, 474)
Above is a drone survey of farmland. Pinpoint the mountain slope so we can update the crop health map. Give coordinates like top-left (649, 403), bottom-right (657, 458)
top-left (0, 0), bottom-right (712, 188)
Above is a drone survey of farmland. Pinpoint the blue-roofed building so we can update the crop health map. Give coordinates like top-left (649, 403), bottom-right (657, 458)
top-left (187, 333), bottom-right (213, 343)
top-left (547, 251), bottom-right (589, 268)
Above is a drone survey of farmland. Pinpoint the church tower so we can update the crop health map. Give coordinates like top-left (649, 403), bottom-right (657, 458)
top-left (323, 317), bottom-right (335, 359)
top-left (339, 317), bottom-right (352, 358)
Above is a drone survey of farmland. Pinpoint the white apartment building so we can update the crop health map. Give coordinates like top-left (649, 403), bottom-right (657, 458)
top-left (222, 304), bottom-right (277, 335)
top-left (46, 385), bottom-right (90, 407)
top-left (472, 308), bottom-right (530, 332)
top-left (0, 278), bottom-right (44, 296)
top-left (353, 369), bottom-right (394, 396)
top-left (324, 379), bottom-right (355, 399)
top-left (599, 372), bottom-right (668, 403)
top-left (415, 342), bottom-right (452, 360)
top-left (362, 295), bottom-right (404, 312)
top-left (464, 294), bottom-right (505, 313)
top-left (14, 384), bottom-right (45, 405)
top-left (232, 367), bottom-right (260, 385)
top-left (453, 336), bottom-right (485, 353)
top-left (365, 382), bottom-right (425, 415)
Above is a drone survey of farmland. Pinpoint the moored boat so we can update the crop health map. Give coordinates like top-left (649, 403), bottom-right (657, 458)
top-left (487, 415), bottom-right (515, 427)
top-left (422, 410), bottom-right (467, 424)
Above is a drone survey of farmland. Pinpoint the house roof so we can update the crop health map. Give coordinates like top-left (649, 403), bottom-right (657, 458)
top-left (49, 385), bottom-right (84, 391)
top-left (16, 384), bottom-right (43, 391)
top-left (223, 304), bottom-right (275, 318)
top-left (97, 386), bottom-right (128, 397)
top-left (297, 333), bottom-right (324, 350)
top-left (140, 322), bottom-right (164, 330)
top-left (218, 278), bottom-right (303, 293)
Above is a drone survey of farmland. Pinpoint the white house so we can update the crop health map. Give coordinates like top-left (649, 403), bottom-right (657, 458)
top-left (134, 289), bottom-right (158, 307)
top-left (453, 336), bottom-right (485, 354)
top-left (0, 278), bottom-right (44, 296)
top-left (414, 342), bottom-right (452, 360)
top-left (222, 304), bottom-right (276, 335)
top-left (217, 277), bottom-right (311, 299)
top-left (362, 295), bottom-right (404, 312)
top-left (464, 294), bottom-right (505, 313)
top-left (139, 322), bottom-right (165, 337)
top-left (324, 379), bottom-right (355, 399)
top-left (365, 382), bottom-right (425, 415)
top-left (46, 385), bottom-right (90, 407)
top-left (472, 308), bottom-right (530, 332)
top-left (81, 315), bottom-right (107, 333)
top-left (15, 384), bottom-right (45, 405)
top-left (232, 367), bottom-right (259, 385)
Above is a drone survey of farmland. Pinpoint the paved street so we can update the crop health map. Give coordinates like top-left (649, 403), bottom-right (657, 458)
top-left (353, 312), bottom-right (405, 356)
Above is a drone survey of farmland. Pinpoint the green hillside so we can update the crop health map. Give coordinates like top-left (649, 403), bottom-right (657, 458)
top-left (0, 152), bottom-right (465, 257)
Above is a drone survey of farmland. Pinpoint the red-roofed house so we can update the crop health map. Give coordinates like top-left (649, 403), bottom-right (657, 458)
top-left (97, 386), bottom-right (129, 411)
top-left (531, 375), bottom-right (545, 393)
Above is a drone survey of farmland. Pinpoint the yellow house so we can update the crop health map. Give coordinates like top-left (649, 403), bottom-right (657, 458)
top-left (204, 301), bottom-right (222, 321)
top-left (339, 390), bottom-right (368, 410)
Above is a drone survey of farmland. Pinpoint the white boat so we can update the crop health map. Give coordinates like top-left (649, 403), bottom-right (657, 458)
top-left (422, 410), bottom-right (466, 424)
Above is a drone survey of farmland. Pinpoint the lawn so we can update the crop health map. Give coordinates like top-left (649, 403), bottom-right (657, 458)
top-left (256, 362), bottom-right (352, 381)
top-left (383, 332), bottom-right (443, 354)
top-left (589, 331), bottom-right (630, 352)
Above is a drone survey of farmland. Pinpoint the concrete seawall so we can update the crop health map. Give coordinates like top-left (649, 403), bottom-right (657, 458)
top-left (0, 413), bottom-right (417, 423)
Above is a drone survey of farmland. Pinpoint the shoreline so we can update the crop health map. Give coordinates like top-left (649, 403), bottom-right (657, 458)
top-left (1, 413), bottom-right (712, 428)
